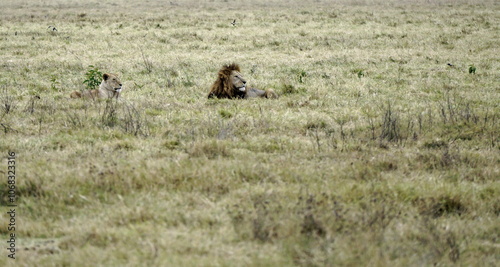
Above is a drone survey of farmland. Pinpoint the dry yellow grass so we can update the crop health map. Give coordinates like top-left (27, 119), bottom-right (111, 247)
top-left (0, 0), bottom-right (499, 266)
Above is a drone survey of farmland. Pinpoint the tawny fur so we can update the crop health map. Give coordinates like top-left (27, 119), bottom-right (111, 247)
top-left (208, 63), bottom-right (278, 99)
top-left (70, 73), bottom-right (122, 99)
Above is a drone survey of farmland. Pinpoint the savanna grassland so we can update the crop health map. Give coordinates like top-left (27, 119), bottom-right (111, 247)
top-left (0, 0), bottom-right (499, 266)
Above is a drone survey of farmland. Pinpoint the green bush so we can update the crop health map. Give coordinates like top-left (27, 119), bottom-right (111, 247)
top-left (83, 65), bottom-right (103, 90)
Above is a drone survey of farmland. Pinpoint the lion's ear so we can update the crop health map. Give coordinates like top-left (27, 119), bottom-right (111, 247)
top-left (103, 73), bottom-right (110, 81)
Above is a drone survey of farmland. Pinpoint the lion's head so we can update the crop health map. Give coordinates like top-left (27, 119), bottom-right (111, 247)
top-left (102, 73), bottom-right (122, 93)
top-left (208, 63), bottom-right (247, 99)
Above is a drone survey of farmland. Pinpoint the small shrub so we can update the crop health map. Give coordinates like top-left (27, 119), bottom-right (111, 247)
top-left (83, 65), bottom-right (103, 90)
top-left (468, 65), bottom-right (476, 74)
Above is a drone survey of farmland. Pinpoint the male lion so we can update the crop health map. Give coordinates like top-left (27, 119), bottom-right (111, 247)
top-left (70, 73), bottom-right (122, 99)
top-left (208, 63), bottom-right (278, 99)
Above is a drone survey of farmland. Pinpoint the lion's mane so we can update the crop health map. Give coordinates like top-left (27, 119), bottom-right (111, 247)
top-left (208, 63), bottom-right (242, 99)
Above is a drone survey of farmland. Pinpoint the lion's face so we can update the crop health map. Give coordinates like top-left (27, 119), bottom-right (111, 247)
top-left (230, 71), bottom-right (247, 93)
top-left (103, 73), bottom-right (122, 93)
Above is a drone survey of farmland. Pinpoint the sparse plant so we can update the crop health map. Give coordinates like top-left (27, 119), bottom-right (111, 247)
top-left (357, 70), bottom-right (364, 78)
top-left (23, 95), bottom-right (41, 114)
top-left (305, 121), bottom-right (330, 152)
top-left (0, 122), bottom-right (17, 134)
top-left (140, 47), bottom-right (154, 73)
top-left (100, 99), bottom-right (118, 127)
top-left (83, 65), bottom-right (103, 90)
top-left (351, 68), bottom-right (365, 78)
top-left (380, 103), bottom-right (401, 143)
top-left (133, 82), bottom-right (145, 90)
top-left (65, 110), bottom-right (86, 128)
top-left (0, 87), bottom-right (16, 114)
top-left (298, 70), bottom-right (307, 83)
top-left (49, 74), bottom-right (60, 91)
top-left (121, 102), bottom-right (150, 137)
top-left (468, 65), bottom-right (476, 74)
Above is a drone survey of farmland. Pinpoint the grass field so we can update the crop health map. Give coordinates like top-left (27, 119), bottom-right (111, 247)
top-left (1, 0), bottom-right (499, 266)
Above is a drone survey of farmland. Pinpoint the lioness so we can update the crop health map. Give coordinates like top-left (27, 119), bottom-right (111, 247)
top-left (70, 73), bottom-right (122, 99)
top-left (208, 63), bottom-right (278, 99)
